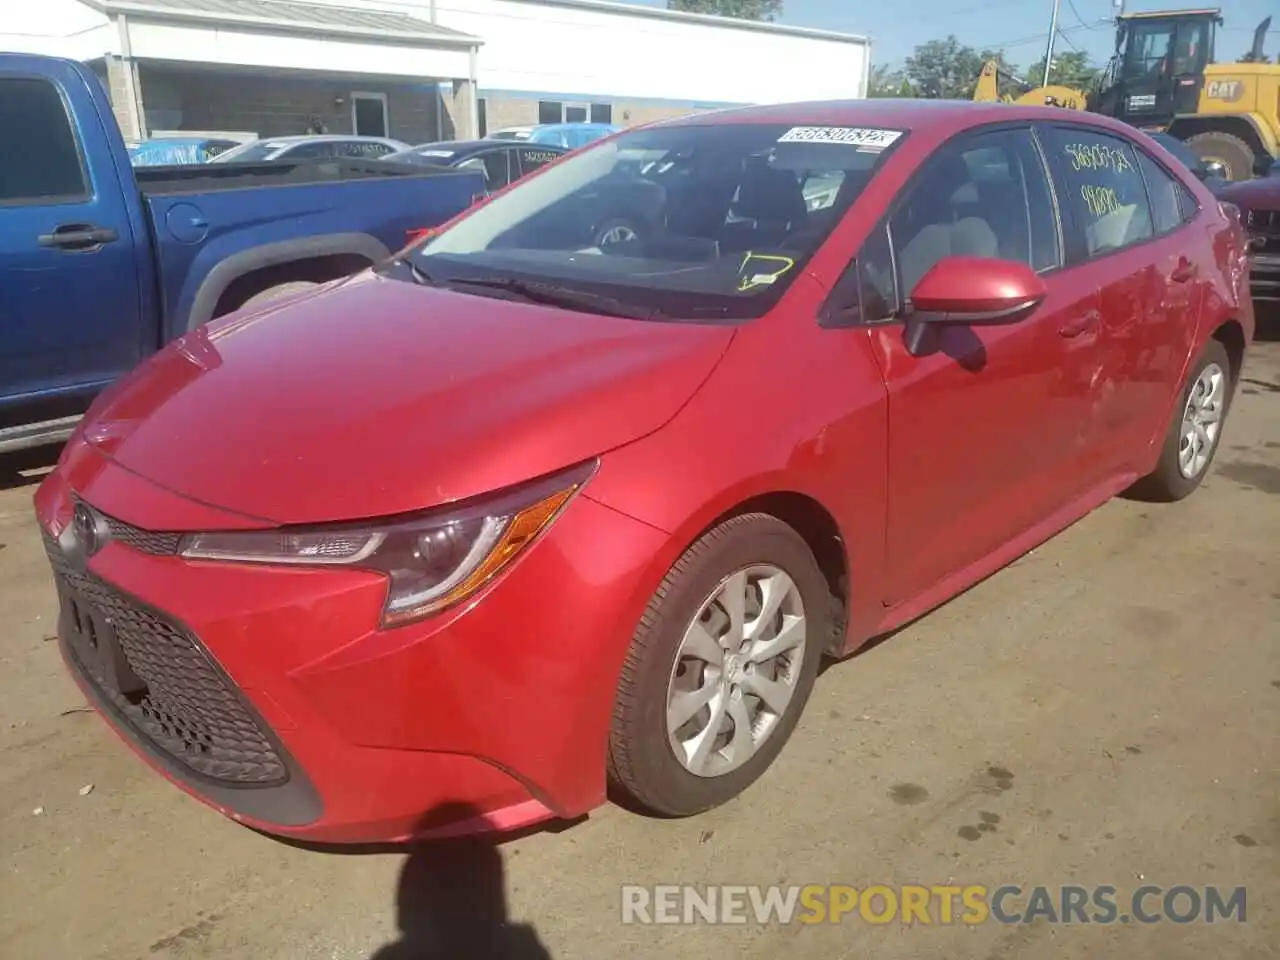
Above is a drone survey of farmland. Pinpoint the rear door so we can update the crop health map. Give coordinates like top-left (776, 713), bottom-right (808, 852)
top-left (0, 64), bottom-right (143, 411)
top-left (850, 125), bottom-right (1105, 603)
top-left (1038, 124), bottom-right (1190, 483)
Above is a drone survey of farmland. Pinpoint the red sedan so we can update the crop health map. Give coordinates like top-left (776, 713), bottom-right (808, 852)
top-left (36, 100), bottom-right (1253, 844)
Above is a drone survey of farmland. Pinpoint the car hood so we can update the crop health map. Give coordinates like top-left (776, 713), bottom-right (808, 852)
top-left (1217, 177), bottom-right (1280, 211)
top-left (75, 271), bottom-right (734, 526)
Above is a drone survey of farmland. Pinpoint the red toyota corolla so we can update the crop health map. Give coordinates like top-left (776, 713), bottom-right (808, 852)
top-left (36, 100), bottom-right (1253, 843)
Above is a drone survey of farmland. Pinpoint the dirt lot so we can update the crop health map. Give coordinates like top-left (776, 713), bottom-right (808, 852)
top-left (1, 339), bottom-right (1277, 960)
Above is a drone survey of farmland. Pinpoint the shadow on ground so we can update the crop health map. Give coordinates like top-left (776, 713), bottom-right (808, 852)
top-left (1255, 303), bottom-right (1280, 344)
top-left (368, 802), bottom-right (555, 960)
top-left (0, 445), bottom-right (61, 492)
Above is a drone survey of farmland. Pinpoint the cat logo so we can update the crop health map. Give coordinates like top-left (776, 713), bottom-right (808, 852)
top-left (1205, 79), bottom-right (1244, 102)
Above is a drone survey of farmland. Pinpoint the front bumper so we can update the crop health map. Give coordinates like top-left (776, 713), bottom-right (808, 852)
top-left (35, 455), bottom-right (667, 843)
top-left (1248, 250), bottom-right (1280, 301)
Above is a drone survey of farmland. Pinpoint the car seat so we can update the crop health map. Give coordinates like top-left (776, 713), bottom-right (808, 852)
top-left (719, 164), bottom-right (809, 252)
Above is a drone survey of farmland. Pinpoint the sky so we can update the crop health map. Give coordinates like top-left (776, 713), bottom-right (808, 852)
top-left (621, 0), bottom-right (1278, 72)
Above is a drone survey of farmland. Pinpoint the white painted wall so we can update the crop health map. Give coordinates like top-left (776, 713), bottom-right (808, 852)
top-left (434, 0), bottom-right (869, 103)
top-left (6, 0), bottom-right (868, 103)
top-left (125, 22), bottom-right (472, 78)
top-left (301, 0), bottom-right (870, 103)
top-left (0, 0), bottom-right (114, 60)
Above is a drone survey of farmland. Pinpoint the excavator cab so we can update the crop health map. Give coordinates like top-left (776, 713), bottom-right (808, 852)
top-left (1092, 8), bottom-right (1221, 129)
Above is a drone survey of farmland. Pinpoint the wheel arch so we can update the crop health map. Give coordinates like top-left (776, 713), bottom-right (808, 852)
top-left (185, 233), bottom-right (391, 331)
top-left (616, 483), bottom-right (853, 660)
top-left (1211, 317), bottom-right (1248, 392)
top-left (1169, 114), bottom-right (1275, 160)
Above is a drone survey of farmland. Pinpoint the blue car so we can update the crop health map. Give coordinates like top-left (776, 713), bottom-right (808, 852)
top-left (128, 137), bottom-right (242, 166)
top-left (382, 139), bottom-right (568, 193)
top-left (527, 123), bottom-right (619, 150)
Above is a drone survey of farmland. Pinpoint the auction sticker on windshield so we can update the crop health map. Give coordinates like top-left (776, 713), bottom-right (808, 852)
top-left (777, 127), bottom-right (904, 150)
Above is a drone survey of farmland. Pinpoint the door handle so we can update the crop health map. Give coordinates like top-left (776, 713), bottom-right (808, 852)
top-left (1170, 258), bottom-right (1195, 283)
top-left (1058, 309), bottom-right (1100, 338)
top-left (38, 223), bottom-right (120, 252)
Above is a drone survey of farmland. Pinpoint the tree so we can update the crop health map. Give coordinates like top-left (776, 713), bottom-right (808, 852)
top-left (1024, 50), bottom-right (1100, 89)
top-left (903, 36), bottom-right (1015, 100)
top-left (667, 0), bottom-right (783, 20)
top-left (868, 63), bottom-right (915, 98)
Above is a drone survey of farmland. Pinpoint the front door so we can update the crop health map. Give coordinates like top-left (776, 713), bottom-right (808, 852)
top-left (0, 65), bottom-right (143, 413)
top-left (855, 126), bottom-right (1103, 603)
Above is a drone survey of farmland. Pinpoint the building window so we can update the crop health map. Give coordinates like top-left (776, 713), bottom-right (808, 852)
top-left (478, 97), bottom-right (488, 138)
top-left (538, 101), bottom-right (562, 124)
top-left (351, 91), bottom-right (389, 137)
top-left (590, 103), bottom-right (613, 124)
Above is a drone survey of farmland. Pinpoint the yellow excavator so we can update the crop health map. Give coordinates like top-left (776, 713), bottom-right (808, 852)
top-left (974, 8), bottom-right (1280, 180)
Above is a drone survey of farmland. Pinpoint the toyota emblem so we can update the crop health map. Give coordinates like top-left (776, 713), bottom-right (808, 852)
top-left (71, 503), bottom-right (103, 557)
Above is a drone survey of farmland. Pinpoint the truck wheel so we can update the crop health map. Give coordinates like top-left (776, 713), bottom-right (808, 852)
top-left (1129, 339), bottom-right (1233, 503)
top-left (607, 514), bottom-right (829, 817)
top-left (1186, 131), bottom-right (1255, 182)
top-left (240, 280), bottom-right (320, 310)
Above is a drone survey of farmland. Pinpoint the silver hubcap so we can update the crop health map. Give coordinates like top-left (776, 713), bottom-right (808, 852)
top-left (598, 224), bottom-right (637, 246)
top-left (1178, 362), bottom-right (1226, 479)
top-left (665, 565), bottom-right (807, 778)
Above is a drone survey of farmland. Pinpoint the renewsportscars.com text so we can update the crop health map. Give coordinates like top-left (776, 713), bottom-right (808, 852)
top-left (620, 884), bottom-right (1247, 926)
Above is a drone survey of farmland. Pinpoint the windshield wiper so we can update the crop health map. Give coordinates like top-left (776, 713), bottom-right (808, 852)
top-left (442, 276), bottom-right (667, 320)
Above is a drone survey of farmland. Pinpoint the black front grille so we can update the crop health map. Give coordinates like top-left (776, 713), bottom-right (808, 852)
top-left (1246, 208), bottom-right (1280, 235)
top-left (71, 495), bottom-right (181, 556)
top-left (44, 532), bottom-right (287, 786)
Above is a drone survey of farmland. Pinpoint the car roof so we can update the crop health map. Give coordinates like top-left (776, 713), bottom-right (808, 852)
top-left (652, 98), bottom-right (1144, 140)
top-left (403, 139), bottom-right (567, 153)
top-left (260, 135), bottom-right (403, 145)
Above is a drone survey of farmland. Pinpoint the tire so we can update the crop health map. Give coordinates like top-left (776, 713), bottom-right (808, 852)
top-left (608, 513), bottom-right (831, 817)
top-left (1185, 131), bottom-right (1255, 182)
top-left (1129, 339), bottom-right (1233, 502)
top-left (240, 280), bottom-right (320, 310)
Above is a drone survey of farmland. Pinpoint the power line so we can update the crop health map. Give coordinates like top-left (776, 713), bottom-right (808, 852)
top-left (1065, 0), bottom-right (1101, 32)
top-left (986, 19), bottom-right (1108, 50)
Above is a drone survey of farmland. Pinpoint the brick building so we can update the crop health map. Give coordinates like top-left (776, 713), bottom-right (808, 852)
top-left (4, 0), bottom-right (871, 147)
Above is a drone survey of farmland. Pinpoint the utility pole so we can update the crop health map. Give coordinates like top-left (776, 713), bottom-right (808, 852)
top-left (1042, 0), bottom-right (1061, 87)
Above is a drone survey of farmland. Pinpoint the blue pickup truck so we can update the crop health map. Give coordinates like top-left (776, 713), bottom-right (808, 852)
top-left (1, 53), bottom-right (484, 454)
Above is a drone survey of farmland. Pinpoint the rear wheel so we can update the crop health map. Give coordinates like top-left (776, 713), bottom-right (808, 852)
top-left (608, 514), bottom-right (829, 817)
top-left (1130, 339), bottom-right (1233, 502)
top-left (1185, 131), bottom-right (1255, 182)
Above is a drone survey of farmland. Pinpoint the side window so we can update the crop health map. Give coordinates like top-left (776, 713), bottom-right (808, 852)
top-left (480, 150), bottom-right (512, 191)
top-left (286, 141), bottom-right (334, 160)
top-left (1045, 127), bottom-right (1154, 257)
top-left (457, 155), bottom-right (508, 193)
top-left (1136, 150), bottom-right (1184, 235)
top-left (855, 222), bottom-right (897, 323)
top-left (889, 126), bottom-right (1060, 296)
top-left (339, 141), bottom-right (392, 158)
top-left (1176, 181), bottom-right (1200, 222)
top-left (517, 147), bottom-right (559, 177)
top-left (0, 77), bottom-right (89, 204)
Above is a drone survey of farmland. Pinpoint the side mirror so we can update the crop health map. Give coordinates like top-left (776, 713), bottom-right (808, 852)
top-left (903, 256), bottom-right (1047, 356)
top-left (1254, 153), bottom-right (1275, 178)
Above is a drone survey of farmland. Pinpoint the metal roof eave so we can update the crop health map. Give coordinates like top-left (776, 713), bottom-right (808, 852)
top-left (79, 0), bottom-right (483, 48)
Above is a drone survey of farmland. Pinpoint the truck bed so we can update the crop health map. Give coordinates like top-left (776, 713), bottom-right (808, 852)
top-left (134, 157), bottom-right (465, 196)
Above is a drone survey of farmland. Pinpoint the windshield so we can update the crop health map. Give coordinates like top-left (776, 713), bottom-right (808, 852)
top-left (211, 141), bottom-right (285, 163)
top-left (411, 122), bottom-right (905, 320)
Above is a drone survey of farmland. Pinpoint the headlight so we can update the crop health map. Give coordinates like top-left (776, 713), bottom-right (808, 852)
top-left (179, 461), bottom-right (596, 627)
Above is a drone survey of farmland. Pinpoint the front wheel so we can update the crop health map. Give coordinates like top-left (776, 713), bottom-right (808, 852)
top-left (1129, 339), bottom-right (1233, 502)
top-left (607, 514), bottom-right (830, 817)
top-left (1185, 131), bottom-right (1255, 182)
